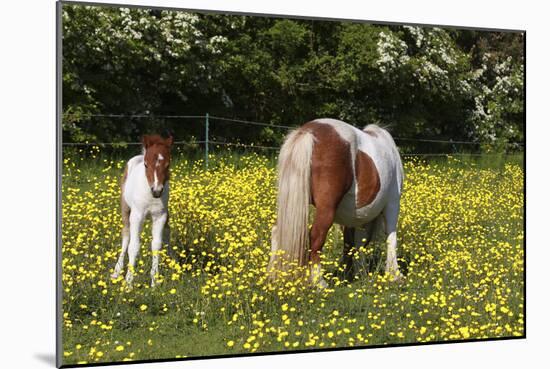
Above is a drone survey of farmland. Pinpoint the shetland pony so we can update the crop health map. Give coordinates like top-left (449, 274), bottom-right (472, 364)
top-left (268, 119), bottom-right (404, 288)
top-left (111, 134), bottom-right (173, 287)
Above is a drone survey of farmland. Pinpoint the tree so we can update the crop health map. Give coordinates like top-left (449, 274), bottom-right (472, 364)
top-left (62, 4), bottom-right (524, 153)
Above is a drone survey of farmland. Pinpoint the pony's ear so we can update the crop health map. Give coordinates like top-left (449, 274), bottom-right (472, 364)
top-left (165, 135), bottom-right (174, 146)
top-left (142, 135), bottom-right (151, 148)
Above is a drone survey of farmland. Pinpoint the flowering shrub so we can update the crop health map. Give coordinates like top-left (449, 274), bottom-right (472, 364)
top-left (467, 55), bottom-right (525, 150)
top-left (62, 5), bottom-right (524, 152)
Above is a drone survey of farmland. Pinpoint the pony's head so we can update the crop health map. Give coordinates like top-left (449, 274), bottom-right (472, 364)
top-left (142, 134), bottom-right (173, 198)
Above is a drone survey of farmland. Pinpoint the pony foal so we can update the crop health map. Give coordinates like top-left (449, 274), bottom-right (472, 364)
top-left (111, 134), bottom-right (173, 287)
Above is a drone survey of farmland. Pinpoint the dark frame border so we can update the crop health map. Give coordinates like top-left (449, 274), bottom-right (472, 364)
top-left (55, 1), bottom-right (527, 367)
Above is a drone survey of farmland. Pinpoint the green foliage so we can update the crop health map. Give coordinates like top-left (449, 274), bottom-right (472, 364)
top-left (62, 4), bottom-right (524, 152)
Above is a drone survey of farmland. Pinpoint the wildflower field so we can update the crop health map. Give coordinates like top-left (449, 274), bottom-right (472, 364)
top-left (61, 148), bottom-right (524, 365)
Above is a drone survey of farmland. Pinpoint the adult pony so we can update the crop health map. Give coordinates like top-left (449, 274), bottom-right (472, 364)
top-left (268, 119), bottom-right (404, 288)
top-left (111, 134), bottom-right (173, 288)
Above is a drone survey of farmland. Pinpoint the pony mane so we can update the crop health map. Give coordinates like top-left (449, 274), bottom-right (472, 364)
top-left (143, 134), bottom-right (169, 146)
top-left (142, 134), bottom-right (173, 154)
top-left (363, 123), bottom-right (393, 134)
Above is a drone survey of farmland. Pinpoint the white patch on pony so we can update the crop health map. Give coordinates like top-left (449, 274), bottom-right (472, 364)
top-left (312, 119), bottom-right (403, 227)
top-left (153, 171), bottom-right (159, 189)
top-left (155, 154), bottom-right (164, 167)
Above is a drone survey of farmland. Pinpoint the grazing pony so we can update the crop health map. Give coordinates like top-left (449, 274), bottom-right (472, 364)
top-left (111, 134), bottom-right (173, 287)
top-left (268, 119), bottom-right (404, 288)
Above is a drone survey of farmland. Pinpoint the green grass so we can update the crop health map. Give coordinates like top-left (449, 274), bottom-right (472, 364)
top-left (60, 149), bottom-right (524, 365)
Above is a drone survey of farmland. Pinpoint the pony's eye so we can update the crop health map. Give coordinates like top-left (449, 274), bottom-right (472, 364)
top-left (144, 162), bottom-right (148, 168)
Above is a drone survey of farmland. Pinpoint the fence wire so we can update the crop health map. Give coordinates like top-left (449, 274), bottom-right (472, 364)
top-left (61, 113), bottom-right (525, 154)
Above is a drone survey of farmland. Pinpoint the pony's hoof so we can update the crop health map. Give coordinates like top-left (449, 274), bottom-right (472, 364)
top-left (316, 278), bottom-right (329, 290)
top-left (110, 272), bottom-right (119, 279)
top-left (310, 264), bottom-right (328, 289)
top-left (389, 272), bottom-right (404, 283)
top-left (125, 275), bottom-right (134, 291)
top-left (311, 274), bottom-right (329, 289)
top-left (125, 281), bottom-right (134, 292)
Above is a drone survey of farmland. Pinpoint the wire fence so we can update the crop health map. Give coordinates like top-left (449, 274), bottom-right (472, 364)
top-left (61, 113), bottom-right (525, 165)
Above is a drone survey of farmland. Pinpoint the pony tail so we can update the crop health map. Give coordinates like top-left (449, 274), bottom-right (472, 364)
top-left (269, 129), bottom-right (315, 276)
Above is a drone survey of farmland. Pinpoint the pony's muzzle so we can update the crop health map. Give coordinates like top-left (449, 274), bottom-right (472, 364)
top-left (151, 186), bottom-right (164, 198)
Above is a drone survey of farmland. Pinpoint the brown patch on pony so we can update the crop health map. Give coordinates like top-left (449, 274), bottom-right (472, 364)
top-left (142, 134), bottom-right (174, 149)
top-left (303, 121), bottom-right (354, 208)
top-left (303, 121), bottom-right (354, 264)
top-left (355, 150), bottom-right (380, 208)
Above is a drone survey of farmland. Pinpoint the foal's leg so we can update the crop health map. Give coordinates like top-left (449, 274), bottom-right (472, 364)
top-left (112, 198), bottom-right (131, 279)
top-left (163, 212), bottom-right (172, 258)
top-left (383, 199), bottom-right (403, 281)
top-left (125, 210), bottom-right (145, 288)
top-left (150, 211), bottom-right (168, 287)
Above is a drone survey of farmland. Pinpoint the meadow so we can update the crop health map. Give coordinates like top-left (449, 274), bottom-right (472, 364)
top-left (61, 147), bottom-right (524, 365)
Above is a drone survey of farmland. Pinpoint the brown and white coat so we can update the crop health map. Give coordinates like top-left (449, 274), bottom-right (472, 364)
top-left (111, 135), bottom-right (173, 288)
top-left (269, 119), bottom-right (404, 287)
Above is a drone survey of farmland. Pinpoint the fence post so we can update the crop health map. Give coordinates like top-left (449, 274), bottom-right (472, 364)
top-left (205, 113), bottom-right (209, 169)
